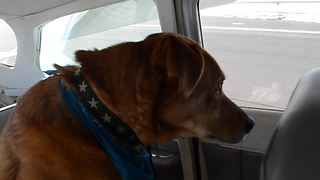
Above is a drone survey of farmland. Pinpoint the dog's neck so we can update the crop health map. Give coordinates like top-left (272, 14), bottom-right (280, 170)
top-left (78, 63), bottom-right (182, 144)
top-left (62, 68), bottom-right (143, 146)
top-left (58, 68), bottom-right (155, 180)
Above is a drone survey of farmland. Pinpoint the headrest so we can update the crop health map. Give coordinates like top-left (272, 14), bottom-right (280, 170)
top-left (261, 68), bottom-right (320, 180)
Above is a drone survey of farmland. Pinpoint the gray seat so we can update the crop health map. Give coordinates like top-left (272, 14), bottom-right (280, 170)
top-left (261, 68), bottom-right (320, 180)
top-left (0, 104), bottom-right (15, 130)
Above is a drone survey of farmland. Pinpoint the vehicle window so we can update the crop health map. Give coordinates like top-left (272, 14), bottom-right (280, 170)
top-left (40, 0), bottom-right (161, 71)
top-left (199, 0), bottom-right (320, 109)
top-left (0, 19), bottom-right (17, 67)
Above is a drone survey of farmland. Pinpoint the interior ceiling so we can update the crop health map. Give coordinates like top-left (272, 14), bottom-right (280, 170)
top-left (0, 0), bottom-right (75, 16)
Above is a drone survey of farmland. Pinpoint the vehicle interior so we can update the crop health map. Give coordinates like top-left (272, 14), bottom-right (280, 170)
top-left (1, 0), bottom-right (320, 179)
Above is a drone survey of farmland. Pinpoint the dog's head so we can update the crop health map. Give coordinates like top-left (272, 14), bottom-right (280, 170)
top-left (73, 33), bottom-right (254, 144)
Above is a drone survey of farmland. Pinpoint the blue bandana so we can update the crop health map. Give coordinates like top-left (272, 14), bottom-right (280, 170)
top-left (59, 78), bottom-right (154, 180)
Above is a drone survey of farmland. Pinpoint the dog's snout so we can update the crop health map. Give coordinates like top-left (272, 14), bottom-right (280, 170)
top-left (243, 116), bottom-right (255, 134)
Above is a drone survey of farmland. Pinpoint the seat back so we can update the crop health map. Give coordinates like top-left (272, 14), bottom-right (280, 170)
top-left (261, 68), bottom-right (320, 180)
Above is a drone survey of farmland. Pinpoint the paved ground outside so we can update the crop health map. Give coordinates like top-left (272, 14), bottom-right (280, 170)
top-left (199, 0), bottom-right (320, 109)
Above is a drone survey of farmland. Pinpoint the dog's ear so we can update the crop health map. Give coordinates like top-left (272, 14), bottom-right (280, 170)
top-left (54, 64), bottom-right (75, 75)
top-left (75, 50), bottom-right (98, 65)
top-left (154, 36), bottom-right (204, 98)
top-left (54, 64), bottom-right (85, 81)
top-left (54, 64), bottom-right (64, 74)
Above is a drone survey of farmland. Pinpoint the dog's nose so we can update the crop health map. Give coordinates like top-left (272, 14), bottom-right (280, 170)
top-left (243, 116), bottom-right (255, 134)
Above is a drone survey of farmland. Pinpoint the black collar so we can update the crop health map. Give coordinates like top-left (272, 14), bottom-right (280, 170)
top-left (69, 68), bottom-right (142, 146)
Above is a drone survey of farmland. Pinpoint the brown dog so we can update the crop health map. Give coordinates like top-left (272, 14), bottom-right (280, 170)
top-left (0, 33), bottom-right (254, 179)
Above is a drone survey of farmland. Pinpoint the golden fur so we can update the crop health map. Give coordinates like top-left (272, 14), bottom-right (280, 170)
top-left (0, 33), bottom-right (250, 179)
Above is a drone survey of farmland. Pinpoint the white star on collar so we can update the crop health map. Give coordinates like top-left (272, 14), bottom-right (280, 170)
top-left (93, 119), bottom-right (103, 128)
top-left (102, 113), bottom-right (112, 123)
top-left (116, 126), bottom-right (125, 134)
top-left (88, 97), bottom-right (98, 109)
top-left (79, 81), bottom-right (87, 92)
top-left (75, 68), bottom-right (81, 76)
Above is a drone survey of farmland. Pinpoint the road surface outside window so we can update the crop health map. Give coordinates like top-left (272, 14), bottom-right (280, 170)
top-left (0, 19), bottom-right (16, 67)
top-left (200, 0), bottom-right (320, 109)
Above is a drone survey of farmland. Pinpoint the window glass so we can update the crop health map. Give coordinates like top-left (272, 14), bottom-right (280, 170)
top-left (0, 19), bottom-right (17, 67)
top-left (40, 0), bottom-right (161, 71)
top-left (199, 0), bottom-right (320, 109)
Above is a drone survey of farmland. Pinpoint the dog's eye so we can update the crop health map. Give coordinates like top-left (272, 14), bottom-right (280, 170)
top-left (215, 82), bottom-right (223, 95)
